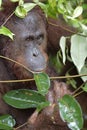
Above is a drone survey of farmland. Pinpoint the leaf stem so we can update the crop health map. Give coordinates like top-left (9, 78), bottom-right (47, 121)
top-left (14, 122), bottom-right (28, 130)
top-left (0, 55), bottom-right (37, 74)
top-left (1, 11), bottom-right (15, 26)
top-left (72, 81), bottom-right (87, 95)
top-left (0, 55), bottom-right (87, 83)
top-left (0, 74), bottom-right (87, 83)
top-left (0, 78), bottom-right (34, 83)
top-left (72, 86), bottom-right (82, 95)
top-left (48, 20), bottom-right (76, 34)
top-left (50, 74), bottom-right (87, 80)
top-left (48, 21), bottom-right (87, 37)
top-left (73, 90), bottom-right (84, 98)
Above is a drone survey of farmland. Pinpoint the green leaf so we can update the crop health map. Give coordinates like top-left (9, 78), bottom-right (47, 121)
top-left (79, 63), bottom-right (87, 82)
top-left (59, 36), bottom-right (66, 64)
top-left (3, 89), bottom-right (46, 109)
top-left (48, 0), bottom-right (56, 9)
top-left (19, 0), bottom-right (24, 5)
top-left (73, 6), bottom-right (83, 18)
top-left (56, 51), bottom-right (64, 73)
top-left (50, 51), bottom-right (64, 74)
top-left (0, 26), bottom-right (14, 40)
top-left (57, 2), bottom-right (66, 14)
top-left (23, 3), bottom-right (36, 12)
top-left (15, 6), bottom-right (27, 18)
top-left (0, 0), bottom-right (2, 7)
top-left (33, 0), bottom-right (39, 3)
top-left (37, 101), bottom-right (50, 112)
top-left (58, 94), bottom-right (83, 130)
top-left (71, 34), bottom-right (87, 72)
top-left (37, 2), bottom-right (47, 14)
top-left (66, 73), bottom-right (77, 89)
top-left (34, 72), bottom-right (50, 96)
top-left (0, 114), bottom-right (16, 130)
top-left (10, 0), bottom-right (19, 2)
top-left (67, 18), bottom-right (80, 28)
top-left (80, 23), bottom-right (87, 35)
top-left (82, 82), bottom-right (87, 92)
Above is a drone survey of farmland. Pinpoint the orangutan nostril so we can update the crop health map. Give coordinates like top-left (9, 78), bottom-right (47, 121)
top-left (33, 48), bottom-right (39, 57)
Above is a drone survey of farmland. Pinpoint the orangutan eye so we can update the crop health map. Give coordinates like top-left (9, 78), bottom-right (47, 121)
top-left (37, 34), bottom-right (44, 42)
top-left (25, 35), bottom-right (34, 41)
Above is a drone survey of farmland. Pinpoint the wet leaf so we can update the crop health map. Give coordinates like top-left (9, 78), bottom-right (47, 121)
top-left (34, 73), bottom-right (50, 96)
top-left (3, 89), bottom-right (46, 109)
top-left (58, 94), bottom-right (83, 130)
top-left (0, 114), bottom-right (16, 130)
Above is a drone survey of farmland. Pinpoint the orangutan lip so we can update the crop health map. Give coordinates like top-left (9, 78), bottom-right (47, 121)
top-left (29, 66), bottom-right (47, 74)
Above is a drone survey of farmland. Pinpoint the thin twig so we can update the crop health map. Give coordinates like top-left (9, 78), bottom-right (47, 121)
top-left (48, 20), bottom-right (76, 34)
top-left (0, 55), bottom-right (36, 74)
top-left (0, 55), bottom-right (87, 83)
top-left (1, 11), bottom-right (15, 26)
top-left (0, 74), bottom-right (87, 83)
top-left (73, 90), bottom-right (84, 98)
top-left (48, 21), bottom-right (87, 37)
top-left (50, 74), bottom-right (87, 80)
top-left (15, 122), bottom-right (28, 130)
top-left (0, 78), bottom-right (34, 83)
top-left (72, 82), bottom-right (87, 95)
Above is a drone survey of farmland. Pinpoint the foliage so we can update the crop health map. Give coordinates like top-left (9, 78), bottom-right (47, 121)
top-left (43, 0), bottom-right (87, 82)
top-left (0, 0), bottom-right (87, 129)
top-left (0, 0), bottom-right (2, 7)
top-left (59, 36), bottom-right (66, 65)
top-left (82, 82), bottom-right (87, 92)
top-left (0, 26), bottom-right (14, 40)
top-left (42, 0), bottom-right (87, 82)
top-left (34, 73), bottom-right (50, 96)
top-left (3, 88), bottom-right (49, 110)
top-left (59, 35), bottom-right (87, 81)
top-left (0, 0), bottom-right (87, 80)
top-left (79, 60), bottom-right (87, 82)
top-left (3, 72), bottom-right (87, 130)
